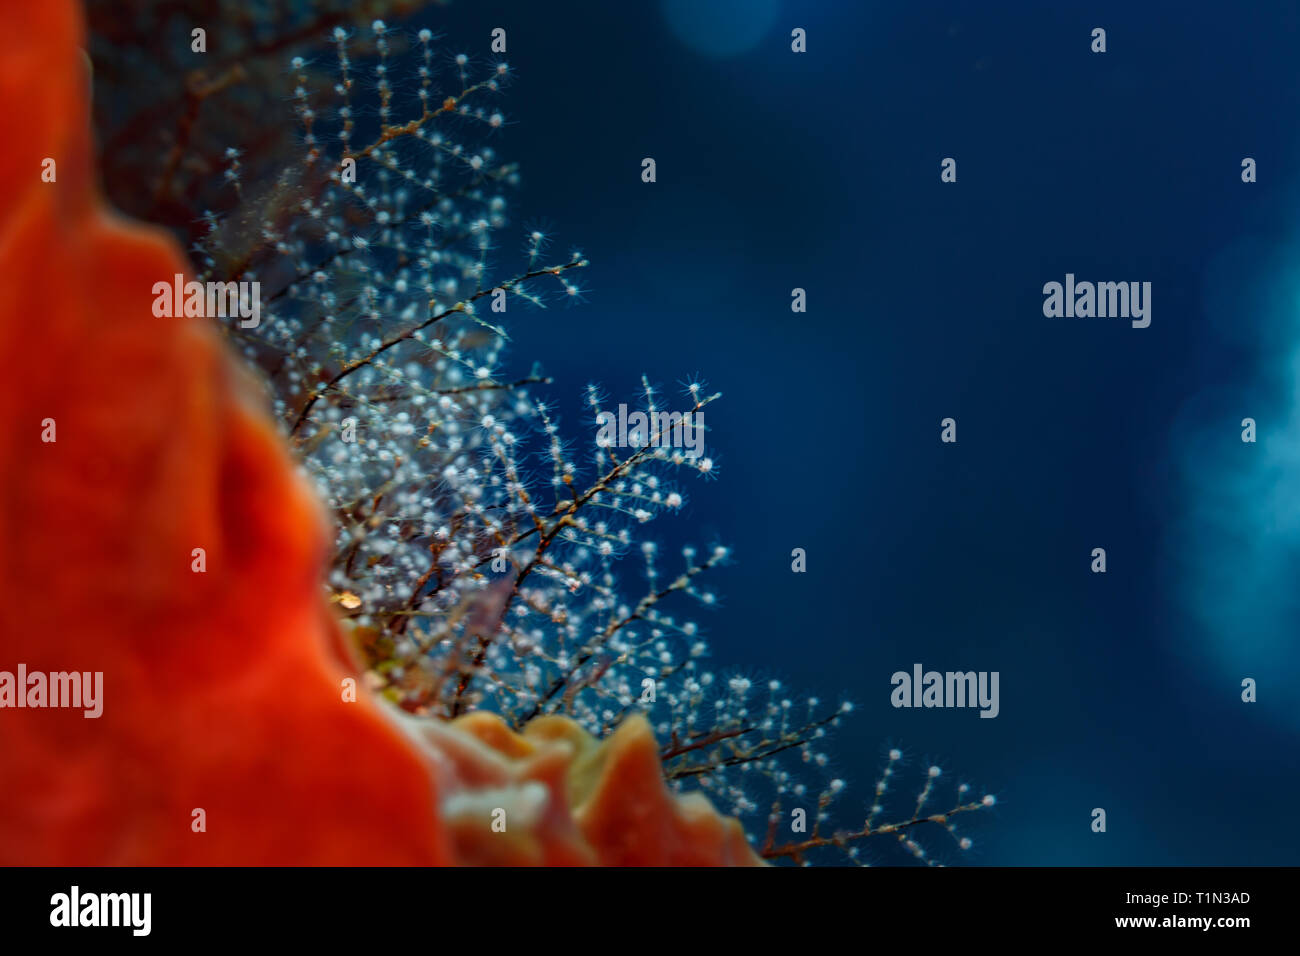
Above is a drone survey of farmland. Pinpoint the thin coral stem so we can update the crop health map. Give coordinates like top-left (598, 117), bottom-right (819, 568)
top-left (761, 800), bottom-right (989, 864)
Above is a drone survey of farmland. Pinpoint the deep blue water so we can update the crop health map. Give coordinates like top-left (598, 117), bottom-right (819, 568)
top-left (419, 0), bottom-right (1300, 864)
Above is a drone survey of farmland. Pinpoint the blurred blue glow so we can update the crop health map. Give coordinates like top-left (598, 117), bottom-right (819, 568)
top-left (660, 0), bottom-right (781, 58)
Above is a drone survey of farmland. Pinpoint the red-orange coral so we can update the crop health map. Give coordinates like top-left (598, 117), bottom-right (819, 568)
top-left (419, 712), bottom-right (760, 866)
top-left (0, 0), bottom-right (759, 866)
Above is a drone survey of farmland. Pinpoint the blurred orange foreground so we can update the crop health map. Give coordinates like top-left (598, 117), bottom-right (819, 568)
top-left (0, 0), bottom-right (759, 866)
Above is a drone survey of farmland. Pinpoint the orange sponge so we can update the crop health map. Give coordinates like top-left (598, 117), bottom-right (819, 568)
top-left (0, 0), bottom-right (758, 867)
